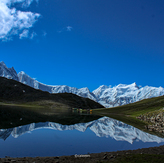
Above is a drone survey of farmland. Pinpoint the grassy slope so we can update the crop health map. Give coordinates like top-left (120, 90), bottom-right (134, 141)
top-left (93, 95), bottom-right (164, 131)
top-left (0, 77), bottom-right (103, 129)
top-left (0, 104), bottom-right (101, 129)
top-left (0, 77), bottom-right (104, 109)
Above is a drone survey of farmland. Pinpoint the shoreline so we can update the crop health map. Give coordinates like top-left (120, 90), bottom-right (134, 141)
top-left (1, 145), bottom-right (164, 163)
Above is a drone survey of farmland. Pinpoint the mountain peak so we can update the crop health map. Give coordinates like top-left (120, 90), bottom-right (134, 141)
top-left (131, 82), bottom-right (137, 86)
top-left (79, 87), bottom-right (90, 92)
top-left (0, 61), bottom-right (18, 81)
top-left (116, 83), bottom-right (127, 88)
top-left (0, 61), bottom-right (5, 65)
top-left (130, 82), bottom-right (139, 89)
top-left (93, 85), bottom-right (109, 92)
top-left (0, 61), bottom-right (164, 108)
top-left (115, 82), bottom-right (138, 88)
top-left (18, 71), bottom-right (26, 75)
top-left (99, 85), bottom-right (109, 89)
top-left (0, 61), bottom-right (7, 69)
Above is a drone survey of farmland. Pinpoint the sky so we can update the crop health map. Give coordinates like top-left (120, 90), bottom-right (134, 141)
top-left (0, 0), bottom-right (164, 91)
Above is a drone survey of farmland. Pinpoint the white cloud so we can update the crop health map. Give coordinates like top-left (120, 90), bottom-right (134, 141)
top-left (66, 26), bottom-right (73, 31)
top-left (58, 26), bottom-right (73, 33)
top-left (42, 31), bottom-right (47, 37)
top-left (30, 31), bottom-right (37, 39)
top-left (19, 29), bottom-right (29, 39)
top-left (0, 0), bottom-right (40, 41)
top-left (10, 0), bottom-right (38, 8)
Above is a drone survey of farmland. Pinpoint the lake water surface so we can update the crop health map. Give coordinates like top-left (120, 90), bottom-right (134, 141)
top-left (1, 116), bottom-right (164, 158)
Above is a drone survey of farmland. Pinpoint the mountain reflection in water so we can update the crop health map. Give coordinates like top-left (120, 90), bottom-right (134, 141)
top-left (1, 116), bottom-right (164, 158)
top-left (1, 116), bottom-right (164, 144)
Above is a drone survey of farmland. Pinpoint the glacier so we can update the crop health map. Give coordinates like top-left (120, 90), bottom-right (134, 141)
top-left (1, 61), bottom-right (164, 108)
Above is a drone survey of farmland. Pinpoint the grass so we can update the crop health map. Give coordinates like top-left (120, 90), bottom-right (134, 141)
top-left (0, 104), bottom-right (101, 129)
top-left (0, 101), bottom-right (44, 108)
top-left (93, 95), bottom-right (164, 132)
top-left (0, 76), bottom-right (104, 110)
top-left (0, 76), bottom-right (105, 129)
top-left (1, 78), bottom-right (164, 162)
top-left (1, 76), bottom-right (164, 136)
top-left (0, 77), bottom-right (104, 129)
top-left (141, 107), bottom-right (164, 118)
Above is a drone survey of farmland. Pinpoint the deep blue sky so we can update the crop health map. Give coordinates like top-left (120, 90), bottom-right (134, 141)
top-left (1, 0), bottom-right (164, 91)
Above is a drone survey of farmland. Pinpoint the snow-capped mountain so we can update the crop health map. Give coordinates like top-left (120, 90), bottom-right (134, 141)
top-left (18, 71), bottom-right (97, 101)
top-left (0, 61), bottom-right (18, 81)
top-left (1, 61), bottom-right (164, 108)
top-left (1, 117), bottom-right (164, 144)
top-left (93, 83), bottom-right (164, 107)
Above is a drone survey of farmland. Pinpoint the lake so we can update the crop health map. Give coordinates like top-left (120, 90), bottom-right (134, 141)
top-left (1, 116), bottom-right (164, 158)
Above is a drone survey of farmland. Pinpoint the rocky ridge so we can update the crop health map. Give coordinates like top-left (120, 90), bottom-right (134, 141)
top-left (137, 108), bottom-right (164, 133)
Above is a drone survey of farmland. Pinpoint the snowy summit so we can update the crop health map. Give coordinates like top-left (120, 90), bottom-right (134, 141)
top-left (0, 61), bottom-right (164, 108)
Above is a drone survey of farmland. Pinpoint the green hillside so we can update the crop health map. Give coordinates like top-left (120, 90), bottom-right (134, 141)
top-left (0, 77), bottom-right (103, 129)
top-left (94, 95), bottom-right (164, 132)
top-left (0, 77), bottom-right (104, 109)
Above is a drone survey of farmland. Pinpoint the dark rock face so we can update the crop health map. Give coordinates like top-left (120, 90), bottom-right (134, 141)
top-left (0, 77), bottom-right (104, 109)
top-left (1, 61), bottom-right (164, 108)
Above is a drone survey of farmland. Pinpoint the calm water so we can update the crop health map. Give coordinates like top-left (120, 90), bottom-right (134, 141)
top-left (1, 116), bottom-right (164, 158)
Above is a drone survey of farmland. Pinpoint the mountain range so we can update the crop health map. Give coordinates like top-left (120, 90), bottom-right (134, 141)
top-left (1, 61), bottom-right (164, 108)
top-left (1, 116), bottom-right (164, 144)
top-left (0, 76), bottom-right (103, 109)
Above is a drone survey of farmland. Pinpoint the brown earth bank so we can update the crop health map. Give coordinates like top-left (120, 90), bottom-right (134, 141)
top-left (1, 145), bottom-right (164, 163)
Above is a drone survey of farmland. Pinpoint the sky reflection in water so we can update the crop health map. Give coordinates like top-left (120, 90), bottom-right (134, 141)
top-left (0, 116), bottom-right (164, 158)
